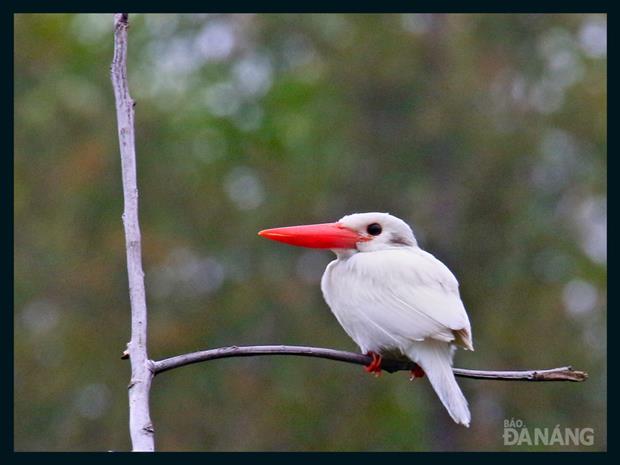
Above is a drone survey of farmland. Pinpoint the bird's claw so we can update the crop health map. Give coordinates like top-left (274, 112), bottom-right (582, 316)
top-left (364, 351), bottom-right (383, 377)
top-left (409, 365), bottom-right (425, 381)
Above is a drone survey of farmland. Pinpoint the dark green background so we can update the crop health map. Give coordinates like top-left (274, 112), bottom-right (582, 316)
top-left (14, 13), bottom-right (606, 451)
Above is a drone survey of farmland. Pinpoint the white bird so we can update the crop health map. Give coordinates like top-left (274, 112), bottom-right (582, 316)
top-left (259, 212), bottom-right (474, 427)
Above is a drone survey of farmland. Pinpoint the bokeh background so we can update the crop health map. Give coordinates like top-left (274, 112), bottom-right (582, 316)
top-left (14, 13), bottom-right (607, 451)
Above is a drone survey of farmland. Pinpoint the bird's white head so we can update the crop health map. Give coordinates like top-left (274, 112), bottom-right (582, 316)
top-left (337, 212), bottom-right (417, 252)
top-left (258, 212), bottom-right (417, 255)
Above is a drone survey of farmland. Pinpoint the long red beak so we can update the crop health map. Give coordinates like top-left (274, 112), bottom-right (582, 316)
top-left (258, 222), bottom-right (364, 249)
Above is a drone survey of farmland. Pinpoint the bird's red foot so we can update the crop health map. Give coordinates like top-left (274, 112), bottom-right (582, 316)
top-left (409, 365), bottom-right (425, 381)
top-left (364, 351), bottom-right (383, 377)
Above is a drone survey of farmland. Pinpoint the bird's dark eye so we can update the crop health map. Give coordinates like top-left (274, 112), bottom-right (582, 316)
top-left (366, 223), bottom-right (382, 236)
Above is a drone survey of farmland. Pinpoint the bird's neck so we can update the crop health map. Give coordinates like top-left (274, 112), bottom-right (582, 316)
top-left (333, 248), bottom-right (358, 260)
top-left (333, 244), bottom-right (419, 260)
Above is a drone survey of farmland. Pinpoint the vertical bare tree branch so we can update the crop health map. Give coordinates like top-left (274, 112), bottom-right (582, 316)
top-left (111, 13), bottom-right (155, 452)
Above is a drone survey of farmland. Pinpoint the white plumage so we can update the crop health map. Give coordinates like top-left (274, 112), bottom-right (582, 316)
top-left (259, 212), bottom-right (474, 426)
top-left (322, 213), bottom-right (473, 426)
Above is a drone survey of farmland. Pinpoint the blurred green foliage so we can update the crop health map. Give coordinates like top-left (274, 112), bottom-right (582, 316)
top-left (14, 13), bottom-right (606, 451)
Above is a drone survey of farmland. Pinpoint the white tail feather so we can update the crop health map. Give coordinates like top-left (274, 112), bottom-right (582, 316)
top-left (406, 340), bottom-right (471, 427)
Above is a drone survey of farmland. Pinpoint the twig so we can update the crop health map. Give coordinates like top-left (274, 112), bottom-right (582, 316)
top-left (151, 345), bottom-right (588, 382)
top-left (111, 13), bottom-right (155, 452)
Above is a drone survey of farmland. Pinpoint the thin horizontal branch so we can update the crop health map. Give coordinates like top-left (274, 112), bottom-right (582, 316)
top-left (150, 345), bottom-right (588, 382)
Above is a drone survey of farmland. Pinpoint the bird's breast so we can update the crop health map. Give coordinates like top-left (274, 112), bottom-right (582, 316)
top-left (320, 254), bottom-right (412, 354)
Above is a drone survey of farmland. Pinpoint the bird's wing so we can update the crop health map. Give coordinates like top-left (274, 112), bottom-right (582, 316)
top-left (341, 248), bottom-right (473, 349)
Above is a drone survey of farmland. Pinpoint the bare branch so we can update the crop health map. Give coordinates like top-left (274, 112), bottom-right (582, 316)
top-left (151, 345), bottom-right (588, 382)
top-left (111, 13), bottom-right (155, 452)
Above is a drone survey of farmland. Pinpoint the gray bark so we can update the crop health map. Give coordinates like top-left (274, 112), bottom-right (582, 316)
top-left (151, 345), bottom-right (588, 382)
top-left (111, 13), bottom-right (155, 452)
